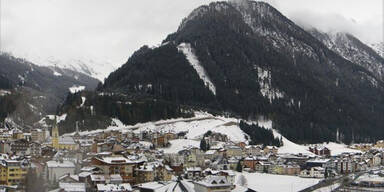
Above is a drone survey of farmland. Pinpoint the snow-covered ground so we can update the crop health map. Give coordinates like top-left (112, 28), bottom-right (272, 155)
top-left (64, 111), bottom-right (359, 156)
top-left (236, 172), bottom-right (321, 192)
top-left (134, 117), bottom-right (247, 143)
top-left (255, 119), bottom-right (315, 156)
top-left (321, 142), bottom-right (361, 156)
top-left (161, 139), bottom-right (200, 154)
top-left (313, 182), bottom-right (341, 192)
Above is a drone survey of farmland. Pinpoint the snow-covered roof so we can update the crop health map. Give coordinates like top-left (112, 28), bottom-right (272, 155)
top-left (90, 174), bottom-right (105, 182)
top-left (80, 166), bottom-right (97, 172)
top-left (59, 183), bottom-right (86, 192)
top-left (205, 150), bottom-right (217, 155)
top-left (59, 136), bottom-right (76, 145)
top-left (110, 174), bottom-right (123, 181)
top-left (97, 183), bottom-right (132, 192)
top-left (139, 180), bottom-right (194, 192)
top-left (186, 167), bottom-right (202, 172)
top-left (78, 172), bottom-right (92, 178)
top-left (306, 159), bottom-right (331, 164)
top-left (46, 160), bottom-right (75, 168)
top-left (194, 175), bottom-right (232, 188)
top-left (59, 174), bottom-right (79, 181)
top-left (95, 156), bottom-right (133, 164)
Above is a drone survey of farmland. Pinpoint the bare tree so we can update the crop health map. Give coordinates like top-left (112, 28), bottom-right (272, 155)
top-left (237, 174), bottom-right (248, 187)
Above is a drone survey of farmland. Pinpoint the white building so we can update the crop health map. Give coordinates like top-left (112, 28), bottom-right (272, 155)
top-left (46, 160), bottom-right (76, 182)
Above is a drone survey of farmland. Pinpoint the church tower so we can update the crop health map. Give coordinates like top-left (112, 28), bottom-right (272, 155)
top-left (52, 116), bottom-right (59, 149)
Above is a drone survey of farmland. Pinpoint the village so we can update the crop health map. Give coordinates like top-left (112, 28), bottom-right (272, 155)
top-left (0, 116), bottom-right (384, 192)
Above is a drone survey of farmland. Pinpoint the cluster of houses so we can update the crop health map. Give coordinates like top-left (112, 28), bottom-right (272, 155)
top-left (2, 119), bottom-right (384, 192)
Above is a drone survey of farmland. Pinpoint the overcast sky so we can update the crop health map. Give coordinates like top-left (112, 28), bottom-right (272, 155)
top-left (2, 0), bottom-right (383, 67)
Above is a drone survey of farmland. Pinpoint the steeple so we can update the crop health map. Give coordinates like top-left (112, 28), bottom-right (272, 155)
top-left (52, 116), bottom-right (59, 149)
top-left (75, 121), bottom-right (79, 133)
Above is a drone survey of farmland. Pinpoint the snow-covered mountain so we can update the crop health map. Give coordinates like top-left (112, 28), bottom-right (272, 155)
top-left (309, 29), bottom-right (384, 81)
top-left (0, 53), bottom-right (100, 127)
top-left (370, 42), bottom-right (384, 58)
top-left (16, 54), bottom-right (119, 82)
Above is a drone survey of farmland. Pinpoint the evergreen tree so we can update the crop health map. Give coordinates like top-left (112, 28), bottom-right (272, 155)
top-left (200, 138), bottom-right (209, 151)
top-left (236, 161), bottom-right (243, 172)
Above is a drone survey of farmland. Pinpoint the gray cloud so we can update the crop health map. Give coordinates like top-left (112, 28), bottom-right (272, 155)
top-left (2, 0), bottom-right (382, 69)
top-left (266, 0), bottom-right (383, 43)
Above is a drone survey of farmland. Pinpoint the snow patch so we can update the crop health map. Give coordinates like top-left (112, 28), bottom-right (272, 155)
top-left (53, 71), bottom-right (62, 77)
top-left (257, 66), bottom-right (284, 103)
top-left (69, 85), bottom-right (85, 93)
top-left (177, 43), bottom-right (216, 95)
top-left (39, 114), bottom-right (67, 127)
top-left (80, 97), bottom-right (86, 107)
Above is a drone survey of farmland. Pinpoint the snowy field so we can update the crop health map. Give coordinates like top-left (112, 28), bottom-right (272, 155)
top-left (161, 139), bottom-right (200, 154)
top-left (63, 111), bottom-right (360, 156)
top-left (236, 172), bottom-right (321, 192)
top-left (321, 142), bottom-right (361, 156)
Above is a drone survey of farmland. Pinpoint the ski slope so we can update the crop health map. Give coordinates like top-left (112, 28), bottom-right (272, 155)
top-left (65, 112), bottom-right (359, 156)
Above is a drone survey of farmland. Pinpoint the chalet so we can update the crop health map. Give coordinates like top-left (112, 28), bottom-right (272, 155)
top-left (244, 145), bottom-right (262, 156)
top-left (263, 146), bottom-right (278, 155)
top-left (300, 167), bottom-right (325, 178)
top-left (309, 146), bottom-right (331, 156)
top-left (137, 162), bottom-right (173, 183)
top-left (194, 175), bottom-right (233, 192)
top-left (255, 161), bottom-right (271, 173)
top-left (151, 132), bottom-right (168, 148)
top-left (186, 167), bottom-right (202, 179)
top-left (243, 156), bottom-right (258, 171)
top-left (90, 156), bottom-right (140, 183)
top-left (204, 150), bottom-right (219, 160)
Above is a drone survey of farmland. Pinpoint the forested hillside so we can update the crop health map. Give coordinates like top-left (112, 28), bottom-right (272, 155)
top-left (97, 1), bottom-right (384, 144)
